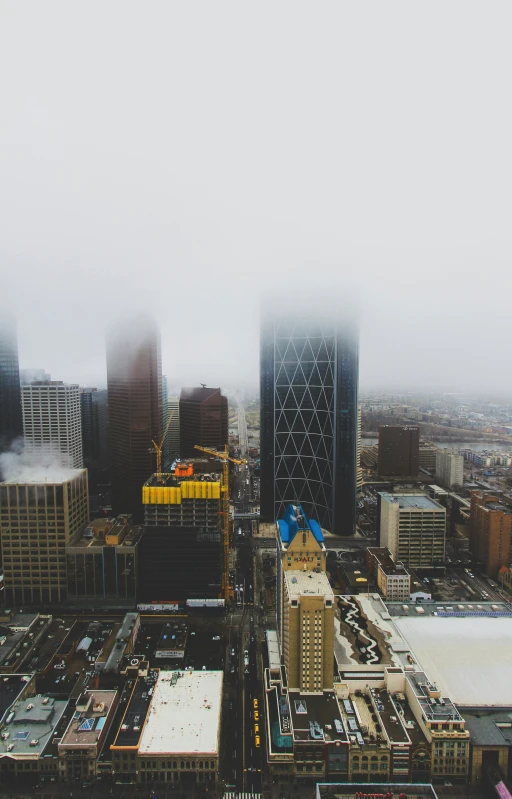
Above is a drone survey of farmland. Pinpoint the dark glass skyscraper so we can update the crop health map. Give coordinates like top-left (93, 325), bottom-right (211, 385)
top-left (0, 316), bottom-right (23, 454)
top-left (260, 301), bottom-right (359, 535)
top-left (107, 316), bottom-right (162, 521)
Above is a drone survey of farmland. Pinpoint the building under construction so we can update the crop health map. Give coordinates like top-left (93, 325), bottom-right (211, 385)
top-left (139, 462), bottom-right (224, 602)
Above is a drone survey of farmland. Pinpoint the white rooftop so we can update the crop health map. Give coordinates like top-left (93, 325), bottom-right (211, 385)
top-left (284, 569), bottom-right (333, 598)
top-left (394, 615), bottom-right (512, 706)
top-left (139, 670), bottom-right (223, 755)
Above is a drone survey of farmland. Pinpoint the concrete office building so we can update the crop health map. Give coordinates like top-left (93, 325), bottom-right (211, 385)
top-left (366, 547), bottom-right (411, 601)
top-left (378, 493), bottom-right (446, 568)
top-left (260, 299), bottom-right (359, 535)
top-left (0, 316), bottom-right (23, 455)
top-left (378, 426), bottom-right (419, 477)
top-left (179, 387), bottom-right (228, 458)
top-left (66, 515), bottom-right (142, 605)
top-left (469, 491), bottom-right (512, 579)
top-left (419, 444), bottom-right (438, 473)
top-left (107, 316), bottom-right (162, 520)
top-left (282, 570), bottom-right (334, 693)
top-left (0, 469), bottom-right (89, 604)
top-left (80, 388), bottom-right (108, 469)
top-left (436, 449), bottom-right (464, 490)
top-left (22, 382), bottom-right (83, 469)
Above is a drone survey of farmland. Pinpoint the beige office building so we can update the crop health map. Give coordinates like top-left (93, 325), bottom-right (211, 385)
top-left (379, 493), bottom-right (446, 568)
top-left (0, 469), bottom-right (89, 604)
top-left (282, 570), bottom-right (334, 693)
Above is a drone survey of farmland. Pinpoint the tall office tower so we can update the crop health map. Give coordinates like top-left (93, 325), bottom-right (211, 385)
top-left (0, 316), bottom-right (23, 453)
top-left (167, 396), bottom-right (180, 463)
top-left (357, 404), bottom-right (363, 490)
top-left (106, 316), bottom-right (162, 520)
top-left (470, 491), bottom-right (512, 579)
top-left (260, 301), bottom-right (359, 535)
top-left (179, 387), bottom-right (228, 458)
top-left (281, 567), bottom-right (334, 693)
top-left (276, 503), bottom-right (326, 647)
top-left (0, 469), bottom-right (89, 604)
top-left (378, 425), bottom-right (419, 477)
top-left (435, 449), bottom-right (464, 489)
top-left (162, 375), bottom-right (170, 470)
top-left (80, 388), bottom-right (108, 468)
top-left (22, 381), bottom-right (83, 468)
top-left (378, 492), bottom-right (446, 568)
top-left (20, 368), bottom-right (51, 385)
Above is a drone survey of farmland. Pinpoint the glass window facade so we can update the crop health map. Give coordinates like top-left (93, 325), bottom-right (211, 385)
top-left (260, 309), bottom-right (358, 535)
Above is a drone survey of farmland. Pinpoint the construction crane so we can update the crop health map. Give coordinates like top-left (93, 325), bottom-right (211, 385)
top-left (149, 410), bottom-right (175, 480)
top-left (194, 444), bottom-right (246, 603)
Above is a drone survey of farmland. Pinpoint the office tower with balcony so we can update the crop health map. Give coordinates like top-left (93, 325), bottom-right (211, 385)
top-left (378, 425), bottom-right (420, 477)
top-left (22, 381), bottom-right (83, 468)
top-left (260, 301), bottom-right (359, 535)
top-left (179, 387), bottom-right (228, 458)
top-left (0, 316), bottom-right (23, 454)
top-left (106, 316), bottom-right (162, 520)
top-left (0, 469), bottom-right (89, 604)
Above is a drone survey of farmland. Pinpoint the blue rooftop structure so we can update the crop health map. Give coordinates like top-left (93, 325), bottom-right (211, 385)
top-left (277, 503), bottom-right (324, 546)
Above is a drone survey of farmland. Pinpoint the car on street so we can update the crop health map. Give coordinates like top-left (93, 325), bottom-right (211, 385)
top-left (255, 735), bottom-right (260, 747)
top-left (253, 698), bottom-right (258, 709)
top-left (254, 710), bottom-right (259, 721)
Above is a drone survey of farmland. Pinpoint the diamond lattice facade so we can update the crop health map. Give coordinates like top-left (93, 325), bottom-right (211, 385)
top-left (260, 308), bottom-right (358, 535)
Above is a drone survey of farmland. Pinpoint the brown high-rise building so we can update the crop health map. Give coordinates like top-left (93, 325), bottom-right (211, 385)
top-left (470, 491), bottom-right (512, 579)
top-left (378, 425), bottom-right (419, 477)
top-left (179, 387), bottom-right (228, 458)
top-left (107, 316), bottom-right (162, 520)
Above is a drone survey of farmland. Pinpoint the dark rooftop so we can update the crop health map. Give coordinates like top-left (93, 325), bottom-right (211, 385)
top-left (180, 387), bottom-right (223, 403)
top-left (111, 671), bottom-right (158, 749)
top-left (288, 691), bottom-right (346, 743)
top-left (0, 675), bottom-right (32, 723)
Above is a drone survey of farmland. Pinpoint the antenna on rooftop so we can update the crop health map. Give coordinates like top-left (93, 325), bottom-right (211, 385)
top-left (201, 383), bottom-right (207, 388)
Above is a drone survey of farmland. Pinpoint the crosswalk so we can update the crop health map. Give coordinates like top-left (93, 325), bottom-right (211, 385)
top-left (224, 793), bottom-right (262, 799)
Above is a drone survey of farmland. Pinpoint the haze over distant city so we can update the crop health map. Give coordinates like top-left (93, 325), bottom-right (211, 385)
top-left (1, 2), bottom-right (512, 392)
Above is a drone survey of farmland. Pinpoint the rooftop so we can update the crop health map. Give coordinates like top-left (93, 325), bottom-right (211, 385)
top-left (180, 387), bottom-right (224, 403)
top-left (143, 471), bottom-right (221, 489)
top-left (288, 691), bottom-right (346, 743)
top-left (138, 670), bottom-right (223, 755)
top-left (59, 691), bottom-right (117, 749)
top-left (0, 695), bottom-right (68, 759)
top-left (379, 493), bottom-right (445, 511)
top-left (69, 515), bottom-right (143, 549)
top-left (111, 671), bottom-right (158, 749)
top-left (284, 570), bottom-right (333, 598)
top-left (1, 468), bottom-right (86, 485)
top-left (0, 676), bottom-right (33, 724)
top-left (277, 504), bottom-right (324, 546)
top-left (394, 616), bottom-right (512, 706)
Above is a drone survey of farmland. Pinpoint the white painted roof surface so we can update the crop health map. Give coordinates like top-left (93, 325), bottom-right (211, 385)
top-left (394, 615), bottom-right (512, 706)
top-left (284, 570), bottom-right (333, 598)
top-left (138, 670), bottom-right (223, 755)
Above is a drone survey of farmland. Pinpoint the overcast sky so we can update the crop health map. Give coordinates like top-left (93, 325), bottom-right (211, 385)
top-left (1, 2), bottom-right (511, 395)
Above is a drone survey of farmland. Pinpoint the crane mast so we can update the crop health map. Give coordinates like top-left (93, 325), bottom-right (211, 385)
top-left (194, 444), bottom-right (246, 603)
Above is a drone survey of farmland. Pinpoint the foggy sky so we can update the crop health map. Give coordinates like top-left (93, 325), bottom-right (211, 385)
top-left (1, 2), bottom-right (511, 394)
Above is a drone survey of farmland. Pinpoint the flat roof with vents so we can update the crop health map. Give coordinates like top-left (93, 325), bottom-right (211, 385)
top-left (138, 671), bottom-right (223, 756)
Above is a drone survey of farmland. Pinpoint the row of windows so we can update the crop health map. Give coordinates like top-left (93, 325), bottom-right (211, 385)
top-left (140, 760), bottom-right (216, 770)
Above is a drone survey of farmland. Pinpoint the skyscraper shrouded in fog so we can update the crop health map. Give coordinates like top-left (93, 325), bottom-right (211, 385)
top-left (260, 297), bottom-right (359, 535)
top-left (0, 316), bottom-right (23, 454)
top-left (107, 316), bottom-right (162, 520)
